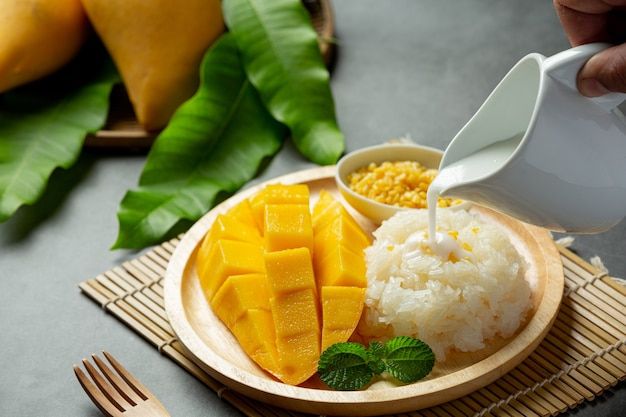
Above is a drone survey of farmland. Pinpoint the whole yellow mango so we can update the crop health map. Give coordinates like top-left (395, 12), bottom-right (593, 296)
top-left (80, 0), bottom-right (224, 130)
top-left (0, 0), bottom-right (88, 93)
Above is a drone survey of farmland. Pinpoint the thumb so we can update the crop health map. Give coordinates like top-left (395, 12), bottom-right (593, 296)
top-left (578, 43), bottom-right (626, 97)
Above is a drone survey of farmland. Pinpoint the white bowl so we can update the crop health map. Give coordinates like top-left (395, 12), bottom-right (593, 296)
top-left (336, 143), bottom-right (450, 224)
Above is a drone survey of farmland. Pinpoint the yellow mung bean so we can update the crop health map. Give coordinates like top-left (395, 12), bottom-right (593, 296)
top-left (347, 160), bottom-right (460, 209)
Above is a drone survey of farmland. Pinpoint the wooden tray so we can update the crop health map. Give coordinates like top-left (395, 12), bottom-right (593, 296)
top-left (84, 0), bottom-right (335, 151)
top-left (162, 166), bottom-right (564, 416)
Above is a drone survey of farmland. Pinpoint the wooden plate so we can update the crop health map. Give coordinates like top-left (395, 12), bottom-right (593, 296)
top-left (163, 166), bottom-right (564, 416)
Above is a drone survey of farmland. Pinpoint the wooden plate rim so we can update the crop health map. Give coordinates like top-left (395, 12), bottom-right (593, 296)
top-left (163, 166), bottom-right (564, 413)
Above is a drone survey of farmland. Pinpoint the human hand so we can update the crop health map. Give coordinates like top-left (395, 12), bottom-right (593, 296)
top-left (553, 0), bottom-right (626, 96)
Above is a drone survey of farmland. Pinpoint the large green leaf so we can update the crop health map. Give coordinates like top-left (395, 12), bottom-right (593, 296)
top-left (223, 0), bottom-right (344, 165)
top-left (113, 34), bottom-right (286, 249)
top-left (0, 45), bottom-right (119, 221)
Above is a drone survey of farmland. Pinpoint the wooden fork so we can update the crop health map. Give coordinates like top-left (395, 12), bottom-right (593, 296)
top-left (74, 351), bottom-right (171, 417)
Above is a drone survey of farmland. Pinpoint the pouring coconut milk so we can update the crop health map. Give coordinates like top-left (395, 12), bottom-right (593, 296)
top-left (424, 42), bottom-right (626, 245)
top-left (427, 133), bottom-right (522, 252)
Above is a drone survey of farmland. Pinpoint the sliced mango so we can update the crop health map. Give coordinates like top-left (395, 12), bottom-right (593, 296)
top-left (264, 204), bottom-right (313, 253)
top-left (250, 184), bottom-right (310, 231)
top-left (198, 239), bottom-right (265, 300)
top-left (263, 247), bottom-right (316, 295)
top-left (265, 248), bottom-right (320, 384)
top-left (321, 286), bottom-right (366, 351)
top-left (270, 289), bottom-right (319, 338)
top-left (231, 309), bottom-right (281, 377)
top-left (316, 244), bottom-right (367, 288)
top-left (313, 214), bottom-right (370, 261)
top-left (312, 190), bottom-right (361, 233)
top-left (312, 190), bottom-right (335, 224)
top-left (197, 185), bottom-right (372, 386)
top-left (197, 213), bottom-right (262, 267)
top-left (211, 273), bottom-right (270, 328)
top-left (228, 199), bottom-right (258, 232)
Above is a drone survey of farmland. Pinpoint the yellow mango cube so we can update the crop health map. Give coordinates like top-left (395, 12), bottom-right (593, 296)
top-left (199, 239), bottom-right (265, 300)
top-left (197, 214), bottom-right (262, 267)
top-left (321, 286), bottom-right (366, 351)
top-left (311, 190), bottom-right (335, 224)
top-left (312, 190), bottom-right (361, 233)
top-left (231, 309), bottom-right (281, 377)
top-left (313, 214), bottom-right (370, 262)
top-left (264, 248), bottom-right (316, 295)
top-left (211, 274), bottom-right (270, 328)
top-left (276, 332), bottom-right (320, 385)
top-left (227, 199), bottom-right (258, 232)
top-left (270, 289), bottom-right (319, 338)
top-left (264, 204), bottom-right (314, 253)
top-left (316, 245), bottom-right (367, 288)
top-left (250, 184), bottom-right (310, 231)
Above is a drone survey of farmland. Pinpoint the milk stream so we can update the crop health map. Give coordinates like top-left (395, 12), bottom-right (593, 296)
top-left (426, 133), bottom-right (523, 255)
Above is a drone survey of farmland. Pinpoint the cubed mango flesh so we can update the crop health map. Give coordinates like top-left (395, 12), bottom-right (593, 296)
top-left (316, 244), bottom-right (367, 288)
top-left (197, 213), bottom-right (262, 267)
top-left (264, 204), bottom-right (313, 253)
top-left (227, 199), bottom-right (259, 232)
top-left (197, 185), bottom-right (372, 386)
top-left (320, 286), bottom-right (366, 351)
top-left (311, 190), bottom-right (335, 224)
top-left (265, 248), bottom-right (320, 384)
top-left (231, 309), bottom-right (281, 378)
top-left (270, 289), bottom-right (319, 338)
top-left (250, 184), bottom-right (310, 231)
top-left (264, 247), bottom-right (316, 294)
top-left (313, 214), bottom-right (370, 261)
top-left (211, 274), bottom-right (270, 328)
top-left (199, 239), bottom-right (265, 300)
top-left (312, 190), bottom-right (361, 233)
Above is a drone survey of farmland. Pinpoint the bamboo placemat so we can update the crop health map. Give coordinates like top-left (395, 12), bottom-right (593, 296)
top-left (79, 240), bottom-right (626, 417)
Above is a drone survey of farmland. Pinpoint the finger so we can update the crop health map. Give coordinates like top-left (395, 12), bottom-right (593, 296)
top-left (578, 43), bottom-right (626, 95)
top-left (553, 0), bottom-right (611, 46)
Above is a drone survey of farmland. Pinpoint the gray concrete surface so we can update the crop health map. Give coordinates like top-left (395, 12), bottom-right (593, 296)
top-left (1, 0), bottom-right (624, 416)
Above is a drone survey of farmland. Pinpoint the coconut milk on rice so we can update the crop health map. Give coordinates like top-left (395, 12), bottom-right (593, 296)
top-left (362, 208), bottom-right (531, 361)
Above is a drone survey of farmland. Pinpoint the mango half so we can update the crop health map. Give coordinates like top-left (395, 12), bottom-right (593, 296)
top-left (196, 185), bottom-right (371, 385)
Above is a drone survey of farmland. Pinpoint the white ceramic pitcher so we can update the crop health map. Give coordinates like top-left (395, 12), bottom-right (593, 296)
top-left (439, 43), bottom-right (626, 233)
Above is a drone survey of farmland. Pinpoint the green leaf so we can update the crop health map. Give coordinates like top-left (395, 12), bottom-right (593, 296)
top-left (366, 341), bottom-right (387, 375)
top-left (383, 336), bottom-right (435, 383)
top-left (113, 34), bottom-right (285, 249)
top-left (0, 44), bottom-right (119, 221)
top-left (318, 342), bottom-right (374, 391)
top-left (222, 0), bottom-right (344, 165)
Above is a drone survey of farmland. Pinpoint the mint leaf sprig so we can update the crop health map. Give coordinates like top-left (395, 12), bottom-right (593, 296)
top-left (317, 336), bottom-right (435, 391)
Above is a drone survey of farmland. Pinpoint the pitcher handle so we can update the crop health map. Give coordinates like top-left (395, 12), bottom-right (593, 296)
top-left (544, 42), bottom-right (626, 112)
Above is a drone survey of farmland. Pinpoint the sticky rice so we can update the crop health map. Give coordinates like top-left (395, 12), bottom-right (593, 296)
top-left (362, 209), bottom-right (531, 360)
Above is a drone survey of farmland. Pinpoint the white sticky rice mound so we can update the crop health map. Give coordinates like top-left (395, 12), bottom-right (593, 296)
top-left (363, 209), bottom-right (531, 360)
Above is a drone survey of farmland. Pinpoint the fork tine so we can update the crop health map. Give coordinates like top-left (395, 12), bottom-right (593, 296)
top-left (83, 359), bottom-right (129, 411)
top-left (103, 351), bottom-right (150, 400)
top-left (92, 354), bottom-right (143, 405)
top-left (74, 365), bottom-right (122, 417)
